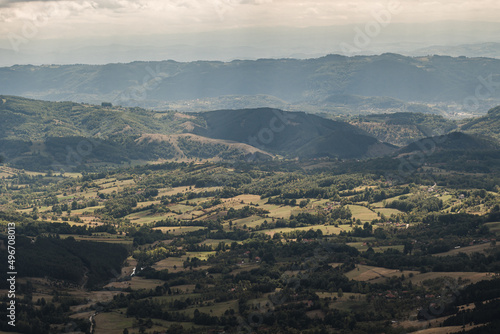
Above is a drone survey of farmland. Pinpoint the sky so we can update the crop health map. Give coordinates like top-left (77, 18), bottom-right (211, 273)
top-left (0, 0), bottom-right (499, 64)
top-left (1, 0), bottom-right (499, 38)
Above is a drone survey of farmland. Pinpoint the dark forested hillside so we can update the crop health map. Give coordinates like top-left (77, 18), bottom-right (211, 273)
top-left (399, 132), bottom-right (500, 154)
top-left (193, 108), bottom-right (396, 158)
top-left (396, 132), bottom-right (500, 173)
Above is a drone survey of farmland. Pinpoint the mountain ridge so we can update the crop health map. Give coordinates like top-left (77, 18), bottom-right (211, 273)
top-left (2, 54), bottom-right (500, 114)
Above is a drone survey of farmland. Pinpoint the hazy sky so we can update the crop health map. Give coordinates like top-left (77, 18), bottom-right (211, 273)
top-left (1, 0), bottom-right (499, 39)
top-left (0, 0), bottom-right (499, 65)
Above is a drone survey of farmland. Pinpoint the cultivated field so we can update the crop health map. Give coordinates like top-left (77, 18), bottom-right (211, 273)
top-left (433, 243), bottom-right (497, 257)
top-left (346, 265), bottom-right (495, 285)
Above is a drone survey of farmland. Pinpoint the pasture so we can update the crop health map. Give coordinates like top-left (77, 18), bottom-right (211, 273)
top-left (345, 264), bottom-right (495, 285)
top-left (59, 233), bottom-right (133, 245)
top-left (152, 226), bottom-right (206, 235)
top-left (432, 243), bottom-right (497, 257)
top-left (345, 265), bottom-right (419, 282)
top-left (347, 205), bottom-right (379, 222)
top-left (485, 222), bottom-right (500, 236)
top-left (257, 224), bottom-right (349, 237)
top-left (179, 299), bottom-right (239, 318)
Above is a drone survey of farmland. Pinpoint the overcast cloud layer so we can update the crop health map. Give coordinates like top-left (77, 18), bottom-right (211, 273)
top-left (1, 0), bottom-right (500, 38)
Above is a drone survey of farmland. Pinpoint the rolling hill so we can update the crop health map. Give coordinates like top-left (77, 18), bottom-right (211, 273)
top-left (3, 95), bottom-right (498, 172)
top-left (0, 96), bottom-right (271, 170)
top-left (192, 108), bottom-right (396, 159)
top-left (399, 132), bottom-right (500, 154)
top-left (461, 106), bottom-right (500, 142)
top-left (0, 96), bottom-right (396, 170)
top-left (350, 112), bottom-right (458, 146)
top-left (398, 132), bottom-right (500, 173)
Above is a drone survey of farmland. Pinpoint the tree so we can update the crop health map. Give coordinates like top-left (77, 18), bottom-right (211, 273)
top-left (167, 324), bottom-right (185, 334)
top-left (404, 241), bottom-right (414, 255)
top-left (337, 288), bottom-right (344, 298)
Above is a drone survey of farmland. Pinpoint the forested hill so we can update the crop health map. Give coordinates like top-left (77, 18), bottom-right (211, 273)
top-left (0, 96), bottom-right (394, 170)
top-left (461, 106), bottom-right (500, 141)
top-left (399, 132), bottom-right (500, 154)
top-left (2, 95), bottom-right (500, 171)
top-left (1, 54), bottom-right (500, 112)
top-left (0, 96), bottom-right (270, 169)
top-left (193, 108), bottom-right (396, 158)
top-left (350, 112), bottom-right (458, 146)
top-left (397, 132), bottom-right (500, 173)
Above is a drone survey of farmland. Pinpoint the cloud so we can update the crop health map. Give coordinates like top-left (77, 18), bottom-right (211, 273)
top-left (0, 0), bottom-right (62, 8)
top-left (1, 0), bottom-right (499, 42)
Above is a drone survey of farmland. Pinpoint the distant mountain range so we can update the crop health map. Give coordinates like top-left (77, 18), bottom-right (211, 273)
top-left (1, 54), bottom-right (500, 115)
top-left (0, 96), bottom-right (499, 171)
top-left (409, 42), bottom-right (500, 59)
top-left (2, 22), bottom-right (500, 66)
